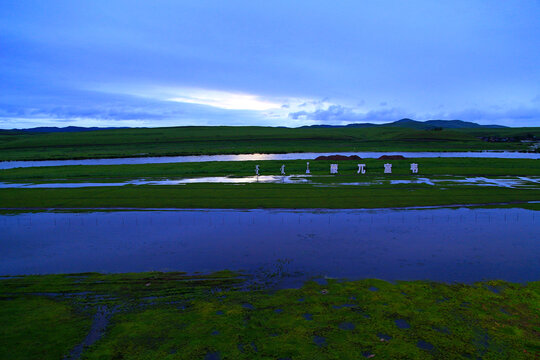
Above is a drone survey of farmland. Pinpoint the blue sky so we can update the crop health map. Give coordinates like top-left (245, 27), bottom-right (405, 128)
top-left (1, 0), bottom-right (539, 128)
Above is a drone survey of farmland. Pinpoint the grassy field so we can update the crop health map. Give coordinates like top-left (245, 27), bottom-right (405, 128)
top-left (1, 184), bottom-right (539, 211)
top-left (1, 158), bottom-right (539, 183)
top-left (1, 272), bottom-right (538, 359)
top-left (1, 158), bottom-right (539, 210)
top-left (1, 126), bottom-right (539, 161)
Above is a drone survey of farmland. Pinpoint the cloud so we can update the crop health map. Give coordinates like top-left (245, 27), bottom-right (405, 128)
top-left (0, 87), bottom-right (277, 128)
top-left (288, 103), bottom-right (540, 127)
top-left (166, 88), bottom-right (281, 111)
top-left (427, 107), bottom-right (540, 126)
top-left (288, 105), bottom-right (413, 123)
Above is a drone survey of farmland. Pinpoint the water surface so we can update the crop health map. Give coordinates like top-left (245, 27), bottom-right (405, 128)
top-left (1, 208), bottom-right (538, 286)
top-left (1, 176), bottom-right (538, 189)
top-left (1, 151), bottom-right (538, 169)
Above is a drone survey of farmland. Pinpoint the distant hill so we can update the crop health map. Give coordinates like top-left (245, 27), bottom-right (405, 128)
top-left (303, 119), bottom-right (507, 129)
top-left (0, 121), bottom-right (509, 133)
top-left (2, 126), bottom-right (129, 133)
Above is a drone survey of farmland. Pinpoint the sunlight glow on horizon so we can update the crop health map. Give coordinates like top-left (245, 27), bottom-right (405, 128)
top-left (166, 89), bottom-right (282, 111)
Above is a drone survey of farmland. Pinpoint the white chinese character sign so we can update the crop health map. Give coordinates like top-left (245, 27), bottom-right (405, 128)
top-left (255, 165), bottom-right (260, 176)
top-left (306, 162), bottom-right (310, 174)
top-left (410, 163), bottom-right (418, 174)
top-left (280, 164), bottom-right (286, 175)
top-left (384, 163), bottom-right (392, 174)
top-left (357, 164), bottom-right (366, 174)
top-left (330, 164), bottom-right (338, 174)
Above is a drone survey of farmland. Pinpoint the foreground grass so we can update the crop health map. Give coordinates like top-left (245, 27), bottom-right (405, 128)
top-left (0, 272), bottom-right (538, 359)
top-left (1, 126), bottom-right (538, 161)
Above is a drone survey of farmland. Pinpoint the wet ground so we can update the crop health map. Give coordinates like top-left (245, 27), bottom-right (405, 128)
top-left (1, 175), bottom-right (539, 188)
top-left (2, 271), bottom-right (538, 360)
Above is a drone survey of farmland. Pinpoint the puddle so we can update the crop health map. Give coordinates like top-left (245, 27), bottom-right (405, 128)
top-left (313, 336), bottom-right (327, 347)
top-left (377, 333), bottom-right (392, 341)
top-left (433, 326), bottom-right (451, 334)
top-left (1, 175), bottom-right (537, 189)
top-left (417, 340), bottom-right (435, 351)
top-left (353, 308), bottom-right (370, 318)
top-left (204, 352), bottom-right (221, 360)
top-left (436, 176), bottom-right (540, 188)
top-left (0, 175), bottom-right (311, 188)
top-left (391, 178), bottom-right (435, 185)
top-left (303, 313), bottom-right (313, 320)
top-left (237, 342), bottom-right (258, 353)
top-left (338, 322), bottom-right (355, 330)
top-left (395, 319), bottom-right (411, 329)
top-left (332, 304), bottom-right (356, 309)
top-left (64, 305), bottom-right (116, 360)
top-left (499, 308), bottom-right (512, 315)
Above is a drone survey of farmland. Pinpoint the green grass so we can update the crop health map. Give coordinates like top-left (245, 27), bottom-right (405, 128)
top-left (1, 272), bottom-right (538, 359)
top-left (1, 158), bottom-right (540, 183)
top-left (0, 297), bottom-right (92, 360)
top-left (1, 183), bottom-right (539, 210)
top-left (1, 126), bottom-right (538, 161)
top-left (1, 158), bottom-right (539, 210)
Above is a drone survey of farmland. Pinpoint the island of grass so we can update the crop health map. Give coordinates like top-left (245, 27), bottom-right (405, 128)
top-left (1, 271), bottom-right (538, 359)
top-left (1, 158), bottom-right (539, 211)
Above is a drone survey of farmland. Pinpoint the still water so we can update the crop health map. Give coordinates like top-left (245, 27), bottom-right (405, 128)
top-left (1, 151), bottom-right (539, 169)
top-left (1, 208), bottom-right (538, 285)
top-left (1, 176), bottom-right (538, 188)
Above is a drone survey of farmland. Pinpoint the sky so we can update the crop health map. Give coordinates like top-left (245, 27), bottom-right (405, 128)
top-left (1, 0), bottom-right (539, 129)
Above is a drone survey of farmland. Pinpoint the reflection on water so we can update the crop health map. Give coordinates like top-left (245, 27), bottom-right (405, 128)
top-left (1, 151), bottom-right (538, 169)
top-left (0, 176), bottom-right (311, 188)
top-left (1, 208), bottom-right (538, 285)
top-left (1, 176), bottom-right (538, 189)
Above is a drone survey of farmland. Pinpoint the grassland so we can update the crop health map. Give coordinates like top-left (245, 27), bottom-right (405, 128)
top-left (1, 158), bottom-right (539, 210)
top-left (1, 158), bottom-right (539, 182)
top-left (1, 272), bottom-right (538, 359)
top-left (1, 126), bottom-right (539, 161)
top-left (1, 184), bottom-right (539, 211)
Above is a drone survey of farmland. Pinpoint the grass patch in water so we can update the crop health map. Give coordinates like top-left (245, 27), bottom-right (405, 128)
top-left (1, 158), bottom-right (540, 183)
top-left (0, 183), bottom-right (539, 210)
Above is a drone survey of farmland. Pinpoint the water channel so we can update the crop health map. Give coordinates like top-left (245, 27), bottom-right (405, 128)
top-left (1, 151), bottom-right (538, 169)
